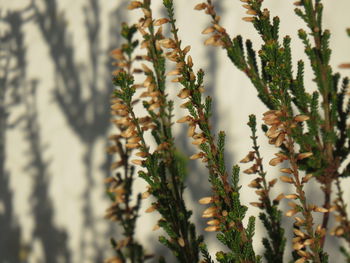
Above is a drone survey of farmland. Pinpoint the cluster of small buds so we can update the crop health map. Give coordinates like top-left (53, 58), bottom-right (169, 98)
top-left (240, 0), bottom-right (258, 22)
top-left (104, 176), bottom-right (126, 221)
top-left (240, 150), bottom-right (279, 208)
top-left (110, 96), bottom-right (151, 167)
top-left (110, 48), bottom-right (127, 75)
top-left (292, 224), bottom-right (327, 263)
top-left (194, 1), bottom-right (231, 48)
top-left (263, 110), bottom-right (287, 147)
top-left (263, 109), bottom-right (310, 152)
top-left (198, 196), bottom-right (221, 232)
top-left (159, 41), bottom-right (213, 164)
top-left (331, 194), bottom-right (350, 238)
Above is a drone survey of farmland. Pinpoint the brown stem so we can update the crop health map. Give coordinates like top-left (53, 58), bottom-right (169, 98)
top-left (320, 181), bottom-right (331, 248)
top-left (285, 118), bottom-right (321, 263)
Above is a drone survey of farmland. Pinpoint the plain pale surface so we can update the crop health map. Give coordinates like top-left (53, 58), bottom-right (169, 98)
top-left (1, 0), bottom-right (350, 262)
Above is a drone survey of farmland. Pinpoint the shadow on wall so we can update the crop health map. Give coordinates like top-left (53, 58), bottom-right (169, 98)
top-left (0, 6), bottom-right (72, 263)
top-left (32, 0), bottom-right (128, 261)
top-left (23, 82), bottom-right (71, 263)
top-left (0, 10), bottom-right (23, 263)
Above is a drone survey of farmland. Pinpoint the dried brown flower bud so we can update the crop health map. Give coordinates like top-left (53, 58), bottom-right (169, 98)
top-left (202, 26), bottom-right (215, 34)
top-left (178, 237), bottom-right (185, 247)
top-left (248, 179), bottom-right (261, 188)
top-left (293, 228), bottom-right (306, 238)
top-left (156, 142), bottom-right (170, 151)
top-left (110, 161), bottom-right (123, 170)
top-left (285, 194), bottom-right (298, 199)
top-left (293, 242), bottom-right (304, 250)
top-left (302, 173), bottom-right (313, 183)
top-left (198, 196), bottom-right (213, 204)
top-left (285, 209), bottom-right (298, 217)
top-left (192, 137), bottom-right (206, 145)
top-left (314, 207), bottom-right (328, 213)
top-left (295, 256), bottom-right (307, 263)
top-left (207, 219), bottom-right (220, 226)
top-left (204, 225), bottom-right (220, 232)
top-left (280, 168), bottom-right (293, 174)
top-left (154, 18), bottom-right (169, 26)
top-left (187, 124), bottom-right (196, 137)
top-left (187, 55), bottom-right (193, 67)
top-left (125, 143), bottom-right (140, 149)
top-left (158, 38), bottom-right (176, 49)
top-left (177, 115), bottom-right (192, 123)
top-left (213, 24), bottom-right (225, 33)
top-left (295, 216), bottom-right (305, 225)
top-left (339, 63), bottom-right (350, 69)
top-left (183, 45), bottom-right (191, 54)
top-left (204, 35), bottom-right (219, 46)
top-left (177, 89), bottom-right (191, 99)
top-left (142, 190), bottom-right (151, 200)
top-left (190, 152), bottom-right (204, 160)
top-left (127, 137), bottom-right (141, 143)
top-left (294, 115), bottom-right (310, 122)
top-left (240, 151), bottom-right (255, 163)
top-left (145, 205), bottom-right (156, 213)
top-left (246, 9), bottom-right (257, 15)
top-left (297, 152), bottom-right (313, 160)
top-left (131, 159), bottom-right (143, 165)
top-left (275, 133), bottom-right (286, 147)
top-left (303, 239), bottom-right (314, 246)
top-left (280, 176), bottom-right (294, 183)
top-left (242, 17), bottom-right (255, 22)
top-left (127, 1), bottom-right (142, 10)
top-left (268, 178), bottom-right (278, 187)
top-left (166, 69), bottom-right (180, 76)
top-left (194, 3), bottom-right (207, 10)
top-left (243, 164), bottom-right (258, 174)
top-left (141, 63), bottom-right (152, 73)
top-left (110, 48), bottom-right (125, 60)
top-left (269, 157), bottom-right (283, 166)
top-left (335, 227), bottom-right (345, 236)
top-left (142, 18), bottom-right (152, 28)
top-left (104, 177), bottom-right (116, 183)
top-left (152, 224), bottom-right (160, 231)
top-left (202, 206), bottom-right (217, 218)
top-left (121, 126), bottom-right (136, 138)
top-left (274, 193), bottom-right (285, 201)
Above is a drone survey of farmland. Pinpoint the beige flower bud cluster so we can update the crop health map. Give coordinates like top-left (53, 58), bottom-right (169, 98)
top-left (240, 1), bottom-right (258, 22)
top-left (263, 110), bottom-right (310, 148)
top-left (194, 1), bottom-right (231, 48)
top-left (290, 224), bottom-right (327, 263)
top-left (104, 177), bottom-right (126, 221)
top-left (104, 237), bottom-right (133, 263)
top-left (261, 108), bottom-right (329, 259)
top-left (330, 188), bottom-right (350, 238)
top-left (154, 30), bottom-right (211, 164)
top-left (240, 149), bottom-right (279, 209)
top-left (198, 196), bottom-right (221, 232)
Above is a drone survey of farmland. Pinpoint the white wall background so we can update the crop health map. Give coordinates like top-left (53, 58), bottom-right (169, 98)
top-left (1, 0), bottom-right (350, 262)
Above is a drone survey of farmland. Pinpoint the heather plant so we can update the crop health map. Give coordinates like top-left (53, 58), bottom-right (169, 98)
top-left (105, 0), bottom-right (350, 262)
